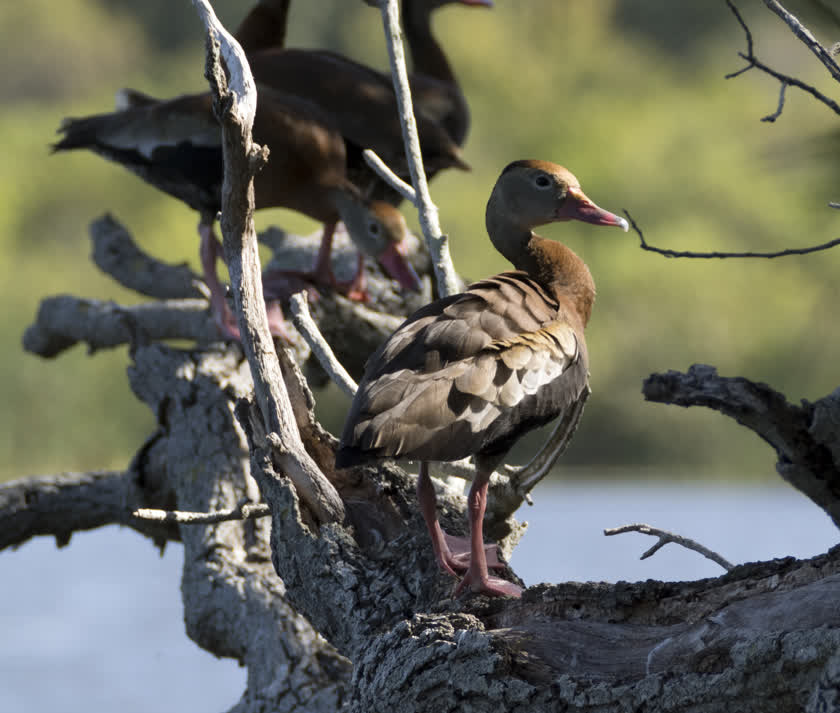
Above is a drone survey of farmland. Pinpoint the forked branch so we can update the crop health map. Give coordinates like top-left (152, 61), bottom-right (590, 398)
top-left (604, 523), bottom-right (734, 572)
top-left (725, 0), bottom-right (840, 120)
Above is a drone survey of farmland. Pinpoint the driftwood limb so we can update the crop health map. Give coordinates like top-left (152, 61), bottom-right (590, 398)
top-left (643, 364), bottom-right (840, 529)
top-left (127, 344), bottom-right (350, 711)
top-left (363, 148), bottom-right (418, 205)
top-left (604, 523), bottom-right (735, 572)
top-left (90, 214), bottom-right (205, 299)
top-left (0, 468), bottom-right (177, 551)
top-left (22, 295), bottom-right (223, 357)
top-left (192, 0), bottom-right (344, 525)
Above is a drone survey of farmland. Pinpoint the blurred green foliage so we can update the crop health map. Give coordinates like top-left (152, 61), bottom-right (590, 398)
top-left (4, 0), bottom-right (840, 483)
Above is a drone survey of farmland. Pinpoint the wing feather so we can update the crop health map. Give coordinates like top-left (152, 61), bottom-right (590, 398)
top-left (337, 271), bottom-right (591, 466)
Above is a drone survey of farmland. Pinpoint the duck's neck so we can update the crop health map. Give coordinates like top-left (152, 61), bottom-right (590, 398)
top-left (235, 0), bottom-right (291, 53)
top-left (402, 0), bottom-right (456, 84)
top-left (486, 201), bottom-right (596, 326)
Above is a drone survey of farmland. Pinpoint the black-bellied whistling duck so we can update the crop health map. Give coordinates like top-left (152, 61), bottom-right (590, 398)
top-left (53, 88), bottom-right (420, 339)
top-left (247, 49), bottom-right (470, 205)
top-left (336, 161), bottom-right (629, 597)
top-left (246, 0), bottom-right (489, 151)
top-left (402, 0), bottom-right (492, 147)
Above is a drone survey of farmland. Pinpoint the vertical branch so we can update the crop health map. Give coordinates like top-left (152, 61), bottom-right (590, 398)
top-left (191, 0), bottom-right (345, 525)
top-left (376, 0), bottom-right (460, 298)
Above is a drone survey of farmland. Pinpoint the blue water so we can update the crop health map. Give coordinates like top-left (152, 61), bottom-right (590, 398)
top-left (1, 482), bottom-right (837, 712)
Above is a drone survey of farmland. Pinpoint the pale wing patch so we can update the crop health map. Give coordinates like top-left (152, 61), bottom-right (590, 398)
top-left (102, 111), bottom-right (219, 159)
top-left (447, 323), bottom-right (581, 432)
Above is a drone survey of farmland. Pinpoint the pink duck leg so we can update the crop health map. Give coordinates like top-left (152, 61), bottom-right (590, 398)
top-left (453, 466), bottom-right (523, 598)
top-left (199, 222), bottom-right (292, 341)
top-left (416, 462), bottom-right (508, 581)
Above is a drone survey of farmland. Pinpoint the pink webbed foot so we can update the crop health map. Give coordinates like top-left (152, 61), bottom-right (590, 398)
top-left (454, 569), bottom-right (523, 598)
top-left (441, 532), bottom-right (505, 572)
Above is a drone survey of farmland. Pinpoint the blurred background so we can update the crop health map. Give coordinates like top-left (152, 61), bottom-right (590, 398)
top-left (4, 0), bottom-right (840, 483)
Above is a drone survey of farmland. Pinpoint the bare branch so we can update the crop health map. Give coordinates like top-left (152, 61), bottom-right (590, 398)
top-left (643, 364), bottom-right (840, 528)
top-left (627, 210), bottom-right (840, 259)
top-left (763, 79), bottom-right (789, 122)
top-left (192, 0), bottom-right (345, 525)
top-left (132, 498), bottom-right (270, 524)
top-left (90, 214), bottom-right (205, 300)
top-left (375, 0), bottom-right (460, 298)
top-left (23, 295), bottom-right (222, 358)
top-left (363, 148), bottom-right (418, 205)
top-left (725, 0), bottom-right (840, 119)
top-left (0, 469), bottom-right (177, 551)
top-left (289, 291), bottom-right (358, 398)
top-left (762, 0), bottom-right (840, 82)
top-left (604, 523), bottom-right (735, 572)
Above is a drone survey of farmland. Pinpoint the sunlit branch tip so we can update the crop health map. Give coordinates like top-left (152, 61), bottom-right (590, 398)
top-left (604, 523), bottom-right (734, 572)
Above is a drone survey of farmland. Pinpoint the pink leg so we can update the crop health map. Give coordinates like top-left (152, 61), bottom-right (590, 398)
top-left (200, 222), bottom-right (291, 341)
top-left (260, 222), bottom-right (338, 299)
top-left (199, 222), bottom-right (240, 341)
top-left (453, 471), bottom-right (523, 598)
top-left (337, 253), bottom-right (370, 303)
top-left (417, 462), bottom-right (459, 578)
top-left (312, 222), bottom-right (339, 286)
top-left (417, 463), bottom-right (505, 579)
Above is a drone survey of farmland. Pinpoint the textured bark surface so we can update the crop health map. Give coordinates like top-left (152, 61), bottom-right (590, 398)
top-left (129, 344), bottom-right (351, 712)
top-left (644, 364), bottom-right (840, 528)
top-left (6, 336), bottom-right (840, 712)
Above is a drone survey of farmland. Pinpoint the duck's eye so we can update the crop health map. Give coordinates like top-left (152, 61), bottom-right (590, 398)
top-left (369, 222), bottom-right (381, 236)
top-left (534, 173), bottom-right (552, 189)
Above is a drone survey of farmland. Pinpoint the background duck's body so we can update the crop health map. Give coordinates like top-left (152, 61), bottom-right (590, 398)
top-left (53, 87), bottom-right (419, 336)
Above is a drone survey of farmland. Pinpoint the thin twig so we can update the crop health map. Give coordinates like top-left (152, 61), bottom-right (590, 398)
top-left (363, 149), bottom-right (418, 205)
top-left (762, 0), bottom-right (840, 82)
top-left (132, 499), bottom-right (270, 525)
top-left (627, 210), bottom-right (840, 258)
top-left (604, 523), bottom-right (734, 572)
top-left (763, 80), bottom-right (788, 122)
top-left (725, 0), bottom-right (840, 118)
top-left (288, 291), bottom-right (358, 398)
top-left (376, 0), bottom-right (460, 298)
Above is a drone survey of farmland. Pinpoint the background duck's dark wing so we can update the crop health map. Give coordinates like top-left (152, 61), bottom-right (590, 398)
top-left (337, 272), bottom-right (589, 465)
top-left (53, 93), bottom-right (222, 216)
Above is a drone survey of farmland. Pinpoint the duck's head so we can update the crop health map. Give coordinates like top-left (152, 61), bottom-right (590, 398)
top-left (487, 160), bottom-right (629, 236)
top-left (341, 199), bottom-right (422, 292)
